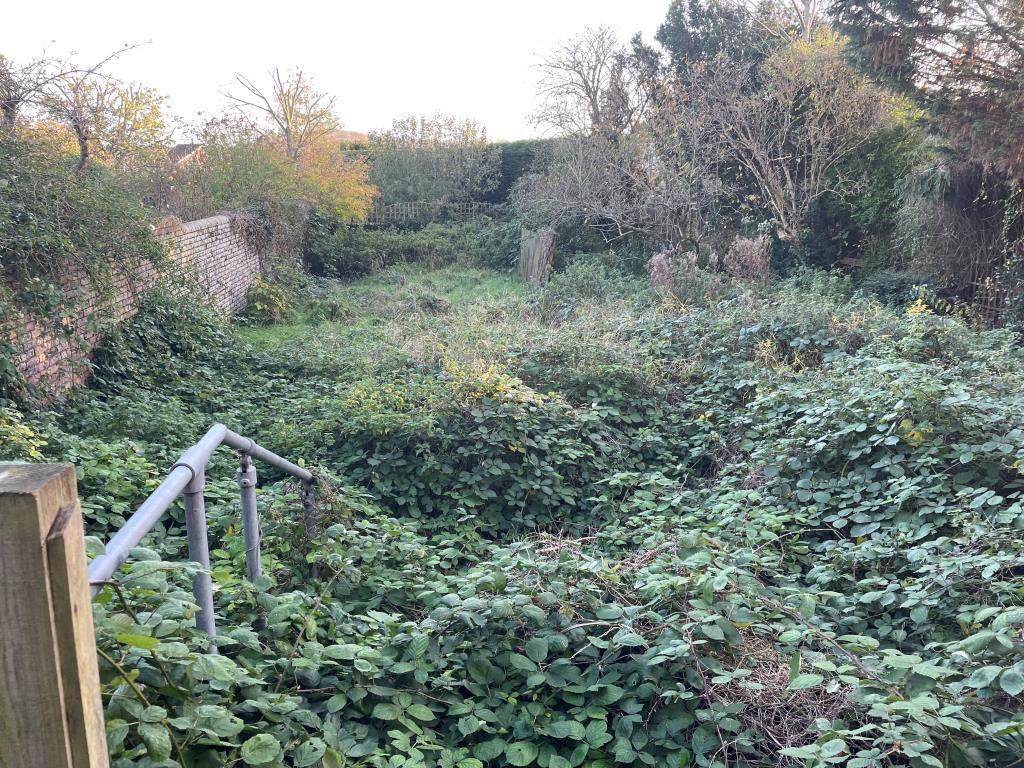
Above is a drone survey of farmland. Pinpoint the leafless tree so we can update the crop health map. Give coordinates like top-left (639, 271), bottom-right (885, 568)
top-left (225, 68), bottom-right (338, 161)
top-left (1, 53), bottom-right (68, 131)
top-left (706, 37), bottom-right (890, 240)
top-left (514, 78), bottom-right (727, 248)
top-left (787, 0), bottom-right (823, 41)
top-left (0, 46), bottom-right (140, 135)
top-left (534, 27), bottom-right (658, 138)
top-left (732, 0), bottom-right (825, 45)
top-left (535, 26), bottom-right (619, 134)
top-left (519, 28), bottom-right (729, 248)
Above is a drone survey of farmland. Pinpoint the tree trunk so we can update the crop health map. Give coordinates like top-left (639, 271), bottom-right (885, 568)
top-left (1, 100), bottom-right (16, 134)
top-left (72, 118), bottom-right (89, 174)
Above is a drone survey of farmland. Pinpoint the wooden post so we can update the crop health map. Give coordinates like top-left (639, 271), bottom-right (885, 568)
top-left (0, 464), bottom-right (108, 768)
top-left (519, 226), bottom-right (556, 284)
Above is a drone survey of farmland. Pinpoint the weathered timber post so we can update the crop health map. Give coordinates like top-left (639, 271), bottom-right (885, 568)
top-left (518, 226), bottom-right (556, 284)
top-left (0, 463), bottom-right (108, 768)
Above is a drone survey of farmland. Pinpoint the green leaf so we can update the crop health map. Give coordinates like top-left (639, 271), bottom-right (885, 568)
top-left (138, 722), bottom-right (171, 762)
top-left (992, 608), bottom-right (1024, 631)
top-left (506, 741), bottom-right (539, 766)
top-left (293, 738), bottom-right (327, 767)
top-left (344, 733), bottom-right (378, 758)
top-left (570, 743), bottom-right (590, 766)
top-left (372, 702), bottom-right (402, 720)
top-left (474, 738), bottom-right (506, 761)
top-left (595, 684), bottom-right (624, 705)
top-left (409, 634), bottom-right (430, 657)
top-left (585, 720), bottom-right (612, 747)
top-left (966, 665), bottom-right (1002, 689)
top-left (458, 716), bottom-right (482, 736)
top-left (545, 720), bottom-right (586, 740)
top-left (241, 734), bottom-right (281, 765)
top-left (787, 673), bottom-right (824, 690)
top-left (612, 630), bottom-right (647, 647)
top-left (999, 669), bottom-right (1024, 696)
top-left (699, 623), bottom-right (724, 641)
top-left (323, 747), bottom-right (344, 768)
top-left (509, 653), bottom-right (538, 671)
top-left (819, 739), bottom-right (846, 758)
top-left (520, 605), bottom-right (547, 626)
top-left (837, 635), bottom-right (879, 652)
top-left (407, 703), bottom-right (435, 721)
top-left (525, 637), bottom-right (549, 663)
top-left (114, 633), bottom-right (159, 650)
top-left (323, 643), bottom-right (362, 660)
top-left (467, 656), bottom-right (492, 683)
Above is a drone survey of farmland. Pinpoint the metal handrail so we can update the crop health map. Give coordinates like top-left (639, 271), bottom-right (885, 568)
top-left (86, 423), bottom-right (316, 651)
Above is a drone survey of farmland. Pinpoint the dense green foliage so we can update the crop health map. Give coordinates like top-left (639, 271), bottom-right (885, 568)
top-left (4, 3), bottom-right (1024, 764)
top-left (829, 0), bottom-right (1024, 180)
top-left (0, 134), bottom-right (164, 323)
top-left (6, 260), bottom-right (1024, 767)
top-left (481, 140), bottom-right (552, 205)
top-left (365, 115), bottom-right (500, 205)
top-left (303, 213), bottom-right (520, 279)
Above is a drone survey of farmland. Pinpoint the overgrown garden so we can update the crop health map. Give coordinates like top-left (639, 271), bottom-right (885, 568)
top-left (6, 258), bottom-right (1023, 767)
top-left (2, 1), bottom-right (1024, 767)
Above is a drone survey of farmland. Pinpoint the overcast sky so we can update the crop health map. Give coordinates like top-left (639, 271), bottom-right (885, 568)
top-left (5, 0), bottom-right (670, 141)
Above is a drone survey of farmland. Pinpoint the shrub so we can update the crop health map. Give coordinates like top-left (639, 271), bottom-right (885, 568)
top-left (243, 276), bottom-right (293, 325)
top-left (457, 219), bottom-right (520, 269)
top-left (723, 234), bottom-right (771, 283)
top-left (0, 404), bottom-right (47, 459)
top-left (309, 293), bottom-right (356, 323)
top-left (533, 256), bottom-right (654, 320)
top-left (90, 285), bottom-right (236, 393)
top-left (858, 268), bottom-right (928, 307)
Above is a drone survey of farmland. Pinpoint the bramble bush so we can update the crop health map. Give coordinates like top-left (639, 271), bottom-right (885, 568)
top-left (9, 262), bottom-right (1024, 767)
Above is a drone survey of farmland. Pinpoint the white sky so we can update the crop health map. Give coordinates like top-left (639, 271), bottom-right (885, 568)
top-left (4, 0), bottom-right (670, 141)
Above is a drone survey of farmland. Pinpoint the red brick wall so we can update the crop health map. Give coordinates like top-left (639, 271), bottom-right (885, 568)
top-left (5, 214), bottom-right (261, 395)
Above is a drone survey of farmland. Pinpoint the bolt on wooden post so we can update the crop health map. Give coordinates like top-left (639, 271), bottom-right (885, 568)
top-left (0, 463), bottom-right (108, 768)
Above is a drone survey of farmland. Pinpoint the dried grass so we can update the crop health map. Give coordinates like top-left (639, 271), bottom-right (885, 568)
top-left (704, 634), bottom-right (852, 761)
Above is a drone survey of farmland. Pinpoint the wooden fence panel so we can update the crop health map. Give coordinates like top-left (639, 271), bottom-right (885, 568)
top-left (0, 464), bottom-right (107, 768)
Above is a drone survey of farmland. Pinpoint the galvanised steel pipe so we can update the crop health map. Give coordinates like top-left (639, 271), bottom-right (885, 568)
top-left (223, 429), bottom-right (313, 482)
top-left (183, 467), bottom-right (217, 648)
top-left (86, 423), bottom-right (228, 593)
top-left (86, 464), bottom-right (193, 590)
top-left (86, 423), bottom-right (316, 652)
top-left (237, 453), bottom-right (261, 582)
top-left (301, 478), bottom-right (318, 579)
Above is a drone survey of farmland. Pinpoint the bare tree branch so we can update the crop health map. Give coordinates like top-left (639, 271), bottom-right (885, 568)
top-left (224, 68), bottom-right (338, 160)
